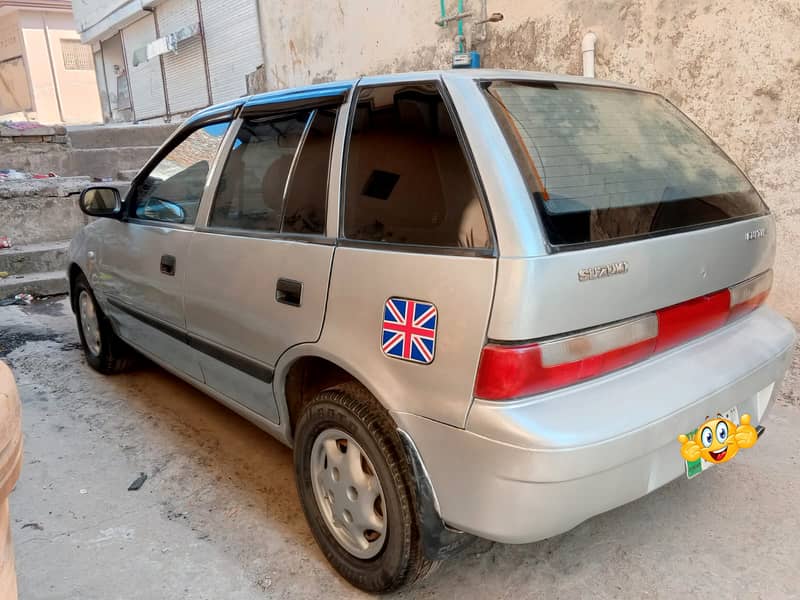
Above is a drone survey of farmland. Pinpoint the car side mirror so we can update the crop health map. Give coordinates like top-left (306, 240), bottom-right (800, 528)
top-left (79, 186), bottom-right (122, 218)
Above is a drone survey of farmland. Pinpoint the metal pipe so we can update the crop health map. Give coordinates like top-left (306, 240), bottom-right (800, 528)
top-left (435, 11), bottom-right (473, 26)
top-left (582, 32), bottom-right (597, 78)
top-left (457, 0), bottom-right (464, 51)
top-left (439, 0), bottom-right (446, 27)
top-left (151, 7), bottom-right (171, 121)
top-left (195, 0), bottom-right (213, 105)
top-left (41, 14), bottom-right (64, 122)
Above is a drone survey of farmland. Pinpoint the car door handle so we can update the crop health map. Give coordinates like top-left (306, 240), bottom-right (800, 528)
top-left (276, 278), bottom-right (302, 307)
top-left (160, 254), bottom-right (176, 276)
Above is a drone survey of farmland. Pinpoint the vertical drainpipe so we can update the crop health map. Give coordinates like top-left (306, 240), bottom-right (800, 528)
top-left (457, 0), bottom-right (464, 52)
top-left (582, 32), bottom-right (597, 78)
top-left (195, 0), bottom-right (213, 105)
top-left (119, 28), bottom-right (136, 121)
top-left (41, 13), bottom-right (65, 122)
top-left (439, 0), bottom-right (446, 26)
top-left (254, 0), bottom-right (268, 93)
top-left (99, 42), bottom-right (113, 121)
top-left (150, 7), bottom-right (171, 121)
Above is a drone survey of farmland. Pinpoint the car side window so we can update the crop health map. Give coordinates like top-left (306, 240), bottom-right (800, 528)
top-left (281, 108), bottom-right (337, 234)
top-left (343, 83), bottom-right (490, 249)
top-left (209, 108), bottom-right (336, 235)
top-left (131, 122), bottom-right (229, 225)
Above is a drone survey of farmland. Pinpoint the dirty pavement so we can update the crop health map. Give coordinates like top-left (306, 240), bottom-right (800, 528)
top-left (2, 296), bottom-right (800, 599)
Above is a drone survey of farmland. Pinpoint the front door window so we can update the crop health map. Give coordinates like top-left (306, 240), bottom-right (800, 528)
top-left (131, 121), bottom-right (230, 225)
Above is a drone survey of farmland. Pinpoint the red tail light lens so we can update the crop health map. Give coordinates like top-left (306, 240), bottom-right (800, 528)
top-left (475, 270), bottom-right (772, 401)
top-left (654, 290), bottom-right (730, 352)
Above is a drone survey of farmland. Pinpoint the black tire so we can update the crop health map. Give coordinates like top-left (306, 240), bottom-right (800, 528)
top-left (73, 273), bottom-right (136, 374)
top-left (293, 382), bottom-right (438, 593)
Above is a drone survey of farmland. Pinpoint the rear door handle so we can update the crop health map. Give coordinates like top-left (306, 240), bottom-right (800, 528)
top-left (160, 254), bottom-right (176, 276)
top-left (276, 278), bottom-right (302, 307)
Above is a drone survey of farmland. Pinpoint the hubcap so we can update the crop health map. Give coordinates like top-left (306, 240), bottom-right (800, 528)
top-left (310, 428), bottom-right (387, 559)
top-left (78, 290), bottom-right (101, 357)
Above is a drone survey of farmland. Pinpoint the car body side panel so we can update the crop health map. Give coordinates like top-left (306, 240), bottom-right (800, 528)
top-left (183, 233), bottom-right (334, 422)
top-left (86, 218), bottom-right (202, 379)
top-left (95, 220), bottom-right (190, 327)
top-left (184, 233), bottom-right (335, 368)
top-left (320, 247), bottom-right (495, 427)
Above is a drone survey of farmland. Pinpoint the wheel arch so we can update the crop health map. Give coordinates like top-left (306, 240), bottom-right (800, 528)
top-left (67, 262), bottom-right (85, 313)
top-left (274, 346), bottom-right (392, 446)
top-left (276, 345), bottom-right (476, 561)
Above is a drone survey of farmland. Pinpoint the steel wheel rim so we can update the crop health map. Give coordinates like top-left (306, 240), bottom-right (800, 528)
top-left (78, 290), bottom-right (101, 357)
top-left (310, 428), bottom-right (387, 559)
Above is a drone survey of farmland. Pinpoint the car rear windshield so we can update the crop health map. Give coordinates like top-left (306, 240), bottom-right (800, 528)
top-left (484, 81), bottom-right (767, 248)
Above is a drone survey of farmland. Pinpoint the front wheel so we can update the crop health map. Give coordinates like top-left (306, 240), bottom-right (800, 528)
top-left (73, 274), bottom-right (136, 374)
top-left (293, 383), bottom-right (437, 593)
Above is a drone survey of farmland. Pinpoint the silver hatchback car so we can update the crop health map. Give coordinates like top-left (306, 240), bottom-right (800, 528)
top-left (68, 70), bottom-right (795, 593)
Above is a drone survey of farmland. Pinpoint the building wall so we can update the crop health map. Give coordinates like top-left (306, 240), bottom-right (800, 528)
top-left (38, 11), bottom-right (103, 123)
top-left (17, 10), bottom-right (61, 122)
top-left (98, 33), bottom-right (134, 122)
top-left (73, 0), bottom-right (263, 122)
top-left (0, 13), bottom-right (34, 116)
top-left (2, 9), bottom-right (103, 124)
top-left (258, 0), bottom-right (800, 323)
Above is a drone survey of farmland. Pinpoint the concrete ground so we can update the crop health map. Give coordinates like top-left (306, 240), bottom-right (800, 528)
top-left (2, 297), bottom-right (799, 599)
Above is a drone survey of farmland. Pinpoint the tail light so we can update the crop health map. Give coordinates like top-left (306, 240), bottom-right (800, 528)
top-left (475, 270), bottom-right (772, 401)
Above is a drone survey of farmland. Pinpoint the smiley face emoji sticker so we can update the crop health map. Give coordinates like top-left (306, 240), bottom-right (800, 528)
top-left (677, 414), bottom-right (759, 465)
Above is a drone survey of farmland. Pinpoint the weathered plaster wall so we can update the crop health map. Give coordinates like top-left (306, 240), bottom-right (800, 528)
top-left (8, 10), bottom-right (104, 124)
top-left (260, 0), bottom-right (800, 322)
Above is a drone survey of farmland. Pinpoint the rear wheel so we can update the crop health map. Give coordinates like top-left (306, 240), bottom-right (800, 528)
top-left (73, 274), bottom-right (136, 374)
top-left (293, 382), bottom-right (437, 593)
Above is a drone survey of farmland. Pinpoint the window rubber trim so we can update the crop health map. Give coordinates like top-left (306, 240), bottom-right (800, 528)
top-left (194, 226), bottom-right (336, 245)
top-left (337, 238), bottom-right (494, 258)
top-left (240, 85), bottom-right (351, 117)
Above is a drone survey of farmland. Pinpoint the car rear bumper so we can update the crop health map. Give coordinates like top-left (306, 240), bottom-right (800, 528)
top-left (393, 307), bottom-right (796, 544)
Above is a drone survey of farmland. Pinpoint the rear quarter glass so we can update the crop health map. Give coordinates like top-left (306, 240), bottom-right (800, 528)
top-left (484, 81), bottom-right (767, 248)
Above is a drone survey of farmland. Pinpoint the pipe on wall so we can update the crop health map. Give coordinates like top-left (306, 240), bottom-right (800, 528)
top-left (582, 32), bottom-right (597, 78)
top-left (457, 0), bottom-right (464, 51)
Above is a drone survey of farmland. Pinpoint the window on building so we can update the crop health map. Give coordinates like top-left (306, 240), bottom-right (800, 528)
top-left (131, 122), bottom-right (230, 225)
top-left (61, 40), bottom-right (94, 70)
top-left (343, 83), bottom-right (490, 250)
top-left (209, 107), bottom-right (336, 235)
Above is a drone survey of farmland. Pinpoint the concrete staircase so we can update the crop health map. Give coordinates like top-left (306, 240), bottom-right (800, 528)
top-left (0, 122), bottom-right (175, 300)
top-left (0, 177), bottom-right (134, 299)
top-left (66, 122), bottom-right (177, 179)
top-left (0, 241), bottom-right (70, 297)
top-left (0, 178), bottom-right (87, 299)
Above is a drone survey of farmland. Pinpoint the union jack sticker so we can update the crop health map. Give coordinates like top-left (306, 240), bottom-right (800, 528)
top-left (381, 297), bottom-right (438, 364)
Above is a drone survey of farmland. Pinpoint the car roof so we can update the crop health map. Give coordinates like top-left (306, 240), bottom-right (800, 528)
top-left (186, 69), bottom-right (644, 126)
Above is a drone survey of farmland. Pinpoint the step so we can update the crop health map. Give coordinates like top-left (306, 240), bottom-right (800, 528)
top-left (0, 270), bottom-right (68, 298)
top-left (0, 241), bottom-right (70, 276)
top-left (116, 169), bottom-right (139, 181)
top-left (67, 122), bottom-right (178, 149)
top-left (67, 146), bottom-right (158, 179)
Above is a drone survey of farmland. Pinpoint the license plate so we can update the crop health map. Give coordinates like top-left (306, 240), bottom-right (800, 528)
top-left (684, 406), bottom-right (740, 479)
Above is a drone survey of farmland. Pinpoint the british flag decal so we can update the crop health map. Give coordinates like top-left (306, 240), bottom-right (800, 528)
top-left (381, 298), bottom-right (438, 364)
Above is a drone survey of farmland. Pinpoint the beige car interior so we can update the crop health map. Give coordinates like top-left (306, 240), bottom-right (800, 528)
top-left (344, 85), bottom-right (491, 249)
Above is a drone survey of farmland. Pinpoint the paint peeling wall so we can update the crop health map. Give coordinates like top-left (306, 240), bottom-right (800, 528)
top-left (259, 0), bottom-right (800, 322)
